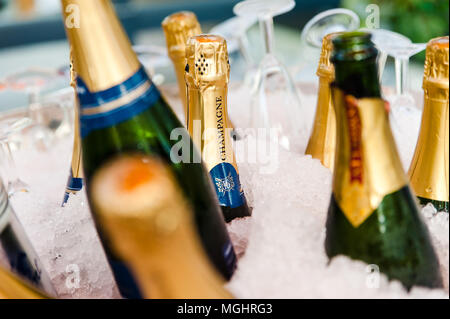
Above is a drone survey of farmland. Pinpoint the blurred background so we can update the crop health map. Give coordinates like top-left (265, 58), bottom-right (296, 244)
top-left (0, 0), bottom-right (448, 112)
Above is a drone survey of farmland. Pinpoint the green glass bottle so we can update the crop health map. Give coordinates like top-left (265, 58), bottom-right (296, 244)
top-left (325, 32), bottom-right (443, 290)
top-left (61, 0), bottom-right (236, 299)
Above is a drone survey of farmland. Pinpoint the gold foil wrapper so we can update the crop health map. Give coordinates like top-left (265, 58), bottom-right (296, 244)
top-left (408, 36), bottom-right (449, 202)
top-left (305, 33), bottom-right (339, 171)
top-left (332, 88), bottom-right (407, 227)
top-left (61, 0), bottom-right (140, 92)
top-left (91, 155), bottom-right (232, 299)
top-left (185, 35), bottom-right (237, 172)
top-left (0, 267), bottom-right (47, 299)
top-left (69, 52), bottom-right (83, 181)
top-left (316, 32), bottom-right (337, 79)
top-left (162, 12), bottom-right (202, 119)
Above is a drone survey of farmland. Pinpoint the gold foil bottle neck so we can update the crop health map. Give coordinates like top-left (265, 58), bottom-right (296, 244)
top-left (423, 36), bottom-right (449, 91)
top-left (69, 48), bottom-right (83, 180)
top-left (91, 155), bottom-right (233, 299)
top-left (316, 32), bottom-right (339, 80)
top-left (162, 11), bottom-right (202, 121)
top-left (162, 11), bottom-right (202, 57)
top-left (185, 35), bottom-right (230, 90)
top-left (306, 32), bottom-right (340, 171)
top-left (61, 0), bottom-right (140, 92)
top-left (408, 36), bottom-right (449, 204)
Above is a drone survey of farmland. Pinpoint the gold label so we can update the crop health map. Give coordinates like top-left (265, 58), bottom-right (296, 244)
top-left (188, 87), bottom-right (237, 173)
top-left (305, 77), bottom-right (336, 171)
top-left (332, 88), bottom-right (407, 227)
top-left (409, 36), bottom-right (449, 202)
top-left (408, 93), bottom-right (449, 202)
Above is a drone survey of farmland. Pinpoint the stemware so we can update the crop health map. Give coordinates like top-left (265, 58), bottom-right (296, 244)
top-left (3, 68), bottom-right (65, 148)
top-left (300, 8), bottom-right (360, 49)
top-left (0, 116), bottom-right (32, 196)
top-left (364, 29), bottom-right (426, 133)
top-left (210, 15), bottom-right (258, 86)
top-left (234, 0), bottom-right (307, 152)
top-left (294, 8), bottom-right (360, 82)
top-left (383, 42), bottom-right (427, 108)
top-left (360, 28), bottom-right (412, 82)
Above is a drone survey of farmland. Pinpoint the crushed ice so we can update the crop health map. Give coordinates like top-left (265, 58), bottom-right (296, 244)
top-left (3, 85), bottom-right (448, 299)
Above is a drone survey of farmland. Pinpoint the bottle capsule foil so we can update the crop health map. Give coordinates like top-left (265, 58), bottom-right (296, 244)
top-left (408, 36), bottom-right (449, 204)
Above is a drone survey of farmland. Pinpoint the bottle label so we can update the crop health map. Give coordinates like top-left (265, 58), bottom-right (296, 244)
top-left (62, 170), bottom-right (83, 205)
top-left (210, 163), bottom-right (245, 209)
top-left (76, 67), bottom-right (161, 137)
top-left (192, 89), bottom-right (246, 209)
top-left (332, 88), bottom-right (407, 227)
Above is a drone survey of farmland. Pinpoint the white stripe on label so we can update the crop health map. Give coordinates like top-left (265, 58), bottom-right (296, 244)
top-left (81, 81), bottom-right (152, 116)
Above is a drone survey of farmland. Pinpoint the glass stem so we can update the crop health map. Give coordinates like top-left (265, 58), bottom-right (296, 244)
top-left (377, 52), bottom-right (388, 81)
top-left (28, 89), bottom-right (41, 123)
top-left (0, 141), bottom-right (20, 183)
top-left (238, 33), bottom-right (255, 68)
top-left (395, 57), bottom-right (409, 96)
top-left (260, 15), bottom-right (275, 55)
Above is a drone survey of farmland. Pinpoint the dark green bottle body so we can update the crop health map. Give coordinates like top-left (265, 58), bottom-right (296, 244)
top-left (326, 188), bottom-right (442, 289)
top-left (325, 33), bottom-right (443, 290)
top-left (77, 67), bottom-right (236, 298)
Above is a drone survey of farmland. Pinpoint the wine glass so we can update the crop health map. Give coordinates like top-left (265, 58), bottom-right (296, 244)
top-left (37, 86), bottom-right (75, 139)
top-left (300, 8), bottom-right (360, 49)
top-left (360, 28), bottom-right (412, 82)
top-left (210, 15), bottom-right (258, 85)
top-left (383, 42), bottom-right (427, 108)
top-left (293, 8), bottom-right (360, 82)
top-left (0, 116), bottom-right (32, 196)
top-left (3, 68), bottom-right (62, 149)
top-left (210, 15), bottom-right (258, 130)
top-left (234, 0), bottom-right (307, 152)
top-left (365, 29), bottom-right (426, 132)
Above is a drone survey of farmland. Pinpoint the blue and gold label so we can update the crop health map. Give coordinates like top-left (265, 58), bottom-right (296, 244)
top-left (63, 171), bottom-right (83, 205)
top-left (189, 87), bottom-right (246, 209)
top-left (210, 163), bottom-right (244, 209)
top-left (76, 67), bottom-right (161, 137)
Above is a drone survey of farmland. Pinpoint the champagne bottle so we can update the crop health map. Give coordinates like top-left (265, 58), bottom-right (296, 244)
top-left (0, 179), bottom-right (55, 296)
top-left (62, 54), bottom-right (83, 205)
top-left (0, 266), bottom-right (48, 299)
top-left (91, 155), bottom-right (234, 299)
top-left (305, 32), bottom-right (338, 171)
top-left (408, 36), bottom-right (449, 212)
top-left (61, 0), bottom-right (236, 298)
top-left (162, 12), bottom-right (239, 138)
top-left (325, 32), bottom-right (443, 289)
top-left (162, 11), bottom-right (202, 121)
top-left (185, 35), bottom-right (251, 222)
